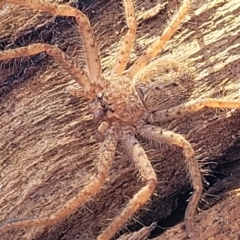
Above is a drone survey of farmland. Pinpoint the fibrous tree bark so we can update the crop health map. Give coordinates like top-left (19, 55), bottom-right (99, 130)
top-left (0, 0), bottom-right (240, 239)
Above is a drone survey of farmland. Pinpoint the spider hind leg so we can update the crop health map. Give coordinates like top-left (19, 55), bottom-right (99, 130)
top-left (98, 134), bottom-right (157, 240)
top-left (140, 124), bottom-right (203, 237)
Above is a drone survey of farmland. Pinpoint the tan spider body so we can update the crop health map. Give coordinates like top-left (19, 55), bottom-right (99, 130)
top-left (99, 59), bottom-right (192, 124)
top-left (1, 0), bottom-right (240, 239)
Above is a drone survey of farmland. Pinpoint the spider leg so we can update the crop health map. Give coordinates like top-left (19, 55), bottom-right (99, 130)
top-left (112, 0), bottom-right (137, 76)
top-left (66, 85), bottom-right (94, 99)
top-left (140, 125), bottom-right (203, 238)
top-left (98, 134), bottom-right (157, 240)
top-left (0, 43), bottom-right (95, 98)
top-left (0, 127), bottom-right (117, 235)
top-left (148, 98), bottom-right (240, 123)
top-left (126, 0), bottom-right (191, 78)
top-left (2, 0), bottom-right (102, 85)
top-left (118, 222), bottom-right (157, 240)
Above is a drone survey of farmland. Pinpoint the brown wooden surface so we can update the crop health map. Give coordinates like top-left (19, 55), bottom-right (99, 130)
top-left (0, 0), bottom-right (240, 239)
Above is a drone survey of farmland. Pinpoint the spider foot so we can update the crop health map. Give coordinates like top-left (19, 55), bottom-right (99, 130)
top-left (118, 222), bottom-right (157, 240)
top-left (185, 221), bottom-right (195, 238)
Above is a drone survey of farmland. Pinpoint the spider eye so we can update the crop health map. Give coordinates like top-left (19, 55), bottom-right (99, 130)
top-left (97, 92), bottom-right (104, 100)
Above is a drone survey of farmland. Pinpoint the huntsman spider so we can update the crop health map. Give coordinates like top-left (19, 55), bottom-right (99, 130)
top-left (1, 0), bottom-right (240, 239)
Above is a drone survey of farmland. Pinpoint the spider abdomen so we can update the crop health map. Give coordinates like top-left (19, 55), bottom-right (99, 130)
top-left (134, 59), bottom-right (194, 112)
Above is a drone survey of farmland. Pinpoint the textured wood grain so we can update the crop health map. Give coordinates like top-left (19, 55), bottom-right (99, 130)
top-left (0, 0), bottom-right (240, 239)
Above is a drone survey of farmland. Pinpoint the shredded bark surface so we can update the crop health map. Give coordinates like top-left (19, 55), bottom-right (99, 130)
top-left (0, 0), bottom-right (240, 239)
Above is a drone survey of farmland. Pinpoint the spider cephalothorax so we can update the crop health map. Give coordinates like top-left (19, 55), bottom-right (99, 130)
top-left (88, 75), bottom-right (145, 127)
top-left (1, 0), bottom-right (240, 240)
top-left (91, 58), bottom-right (193, 127)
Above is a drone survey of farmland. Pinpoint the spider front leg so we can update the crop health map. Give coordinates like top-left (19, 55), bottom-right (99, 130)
top-left (140, 125), bottom-right (203, 238)
top-left (126, 0), bottom-right (191, 78)
top-left (98, 134), bottom-right (157, 240)
top-left (112, 0), bottom-right (137, 75)
top-left (148, 98), bottom-right (240, 123)
top-left (0, 43), bottom-right (96, 98)
top-left (0, 127), bottom-right (117, 235)
top-left (2, 0), bottom-right (102, 85)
